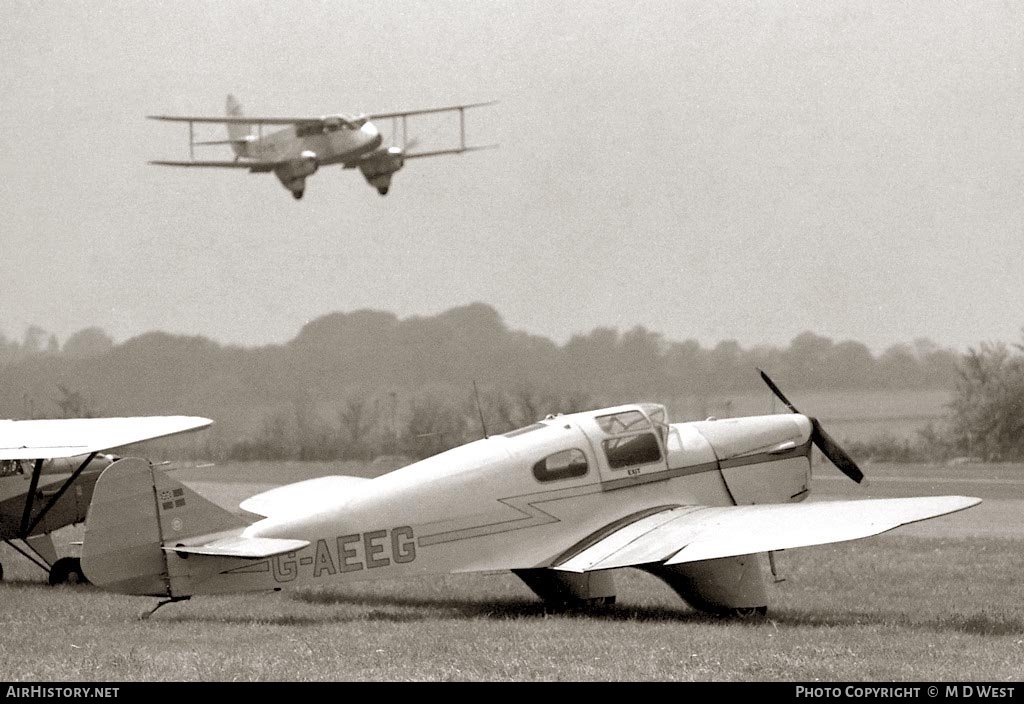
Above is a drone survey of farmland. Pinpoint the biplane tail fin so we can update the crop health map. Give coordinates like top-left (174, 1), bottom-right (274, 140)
top-left (225, 94), bottom-right (252, 155)
top-left (81, 457), bottom-right (249, 597)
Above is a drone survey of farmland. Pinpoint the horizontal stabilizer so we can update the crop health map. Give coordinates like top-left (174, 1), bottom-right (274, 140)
top-left (555, 496), bottom-right (981, 573)
top-left (163, 535), bottom-right (309, 559)
top-left (0, 416), bottom-right (213, 461)
top-left (239, 475), bottom-right (370, 518)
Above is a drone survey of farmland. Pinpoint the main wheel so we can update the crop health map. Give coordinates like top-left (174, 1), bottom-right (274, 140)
top-left (49, 557), bottom-right (87, 586)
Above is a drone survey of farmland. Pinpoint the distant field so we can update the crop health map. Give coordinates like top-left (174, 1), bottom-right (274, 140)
top-left (667, 389), bottom-right (952, 442)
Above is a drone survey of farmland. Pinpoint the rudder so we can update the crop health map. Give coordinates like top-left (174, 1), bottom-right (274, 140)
top-left (82, 458), bottom-right (248, 597)
top-left (225, 94), bottom-right (251, 156)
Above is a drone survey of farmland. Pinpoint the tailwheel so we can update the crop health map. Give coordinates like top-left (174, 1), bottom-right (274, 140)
top-left (377, 187), bottom-right (389, 195)
top-left (48, 557), bottom-right (87, 586)
top-left (0, 560), bottom-right (4, 582)
top-left (727, 606), bottom-right (768, 619)
top-left (292, 190), bottom-right (304, 200)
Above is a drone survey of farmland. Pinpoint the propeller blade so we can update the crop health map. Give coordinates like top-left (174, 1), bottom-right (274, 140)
top-left (758, 368), bottom-right (867, 484)
top-left (810, 419), bottom-right (866, 484)
top-left (758, 368), bottom-right (800, 413)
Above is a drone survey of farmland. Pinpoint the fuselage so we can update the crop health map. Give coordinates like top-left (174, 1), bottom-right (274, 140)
top-left (239, 119), bottom-right (382, 166)
top-left (167, 406), bottom-right (814, 596)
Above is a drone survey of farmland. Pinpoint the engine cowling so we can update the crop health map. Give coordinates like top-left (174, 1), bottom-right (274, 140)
top-left (358, 147), bottom-right (404, 195)
top-left (276, 151), bottom-right (319, 181)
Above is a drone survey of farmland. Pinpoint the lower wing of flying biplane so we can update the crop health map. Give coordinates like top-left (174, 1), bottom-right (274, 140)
top-left (0, 415), bottom-right (212, 585)
top-left (147, 98), bottom-right (498, 199)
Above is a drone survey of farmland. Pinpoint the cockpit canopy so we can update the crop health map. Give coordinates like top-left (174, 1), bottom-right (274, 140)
top-left (298, 114), bottom-right (369, 137)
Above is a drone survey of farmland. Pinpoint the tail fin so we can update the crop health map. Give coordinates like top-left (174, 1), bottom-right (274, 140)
top-left (225, 94), bottom-right (251, 156)
top-left (81, 457), bottom-right (248, 597)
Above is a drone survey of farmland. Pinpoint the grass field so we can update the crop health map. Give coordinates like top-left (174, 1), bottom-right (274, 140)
top-left (1, 461), bottom-right (1021, 681)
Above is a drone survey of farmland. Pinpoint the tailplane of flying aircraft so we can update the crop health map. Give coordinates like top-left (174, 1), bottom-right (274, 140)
top-left (148, 95), bottom-right (498, 200)
top-left (0, 415), bottom-right (212, 584)
top-left (80, 372), bottom-right (979, 618)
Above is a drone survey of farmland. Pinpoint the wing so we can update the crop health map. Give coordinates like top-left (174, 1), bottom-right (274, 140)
top-left (554, 496), bottom-right (981, 573)
top-left (366, 100), bottom-right (497, 121)
top-left (149, 159), bottom-right (278, 172)
top-left (402, 144), bottom-right (500, 160)
top-left (0, 416), bottom-right (213, 460)
top-left (148, 115), bottom-right (323, 126)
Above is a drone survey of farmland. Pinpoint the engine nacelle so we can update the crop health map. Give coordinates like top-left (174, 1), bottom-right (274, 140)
top-left (273, 151), bottom-right (319, 198)
top-left (358, 147), bottom-right (404, 195)
top-left (276, 151), bottom-right (319, 181)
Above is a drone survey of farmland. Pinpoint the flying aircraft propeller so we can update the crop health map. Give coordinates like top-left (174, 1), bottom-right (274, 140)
top-left (758, 369), bottom-right (866, 484)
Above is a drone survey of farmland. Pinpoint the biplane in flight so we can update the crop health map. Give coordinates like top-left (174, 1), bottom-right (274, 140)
top-left (81, 372), bottom-right (979, 619)
top-left (148, 95), bottom-right (497, 200)
top-left (0, 416), bottom-right (212, 584)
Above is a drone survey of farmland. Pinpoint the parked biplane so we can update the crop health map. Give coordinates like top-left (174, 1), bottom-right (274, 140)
top-left (148, 95), bottom-right (497, 199)
top-left (0, 416), bottom-right (212, 584)
top-left (81, 373), bottom-right (979, 617)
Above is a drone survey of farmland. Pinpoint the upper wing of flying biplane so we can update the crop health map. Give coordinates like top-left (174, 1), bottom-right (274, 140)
top-left (147, 101), bottom-right (497, 126)
top-left (551, 496), bottom-right (980, 573)
top-left (0, 416), bottom-right (213, 460)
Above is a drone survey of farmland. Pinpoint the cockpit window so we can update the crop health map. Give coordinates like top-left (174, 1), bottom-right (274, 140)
top-left (602, 433), bottom-right (662, 469)
top-left (533, 448), bottom-right (588, 481)
top-left (638, 403), bottom-right (669, 444)
top-left (503, 422), bottom-right (546, 438)
top-left (596, 410), bottom-right (650, 434)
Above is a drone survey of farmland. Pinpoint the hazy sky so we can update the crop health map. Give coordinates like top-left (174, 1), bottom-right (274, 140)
top-left (2, 1), bottom-right (1022, 354)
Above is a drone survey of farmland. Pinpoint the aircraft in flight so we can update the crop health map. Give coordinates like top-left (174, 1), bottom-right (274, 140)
top-left (0, 415), bottom-right (212, 584)
top-left (80, 372), bottom-right (979, 618)
top-left (148, 95), bottom-right (497, 200)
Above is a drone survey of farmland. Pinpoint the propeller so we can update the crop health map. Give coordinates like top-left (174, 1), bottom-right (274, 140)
top-left (758, 369), bottom-right (866, 484)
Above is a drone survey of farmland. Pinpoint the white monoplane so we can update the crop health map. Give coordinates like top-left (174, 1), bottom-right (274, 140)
top-left (81, 373), bottom-right (978, 617)
top-left (148, 95), bottom-right (497, 199)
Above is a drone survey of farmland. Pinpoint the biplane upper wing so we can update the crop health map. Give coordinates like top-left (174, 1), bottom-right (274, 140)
top-left (0, 416), bottom-right (213, 461)
top-left (553, 496), bottom-right (981, 573)
top-left (147, 100), bottom-right (497, 126)
top-left (148, 115), bottom-right (323, 126)
top-left (365, 100), bottom-right (498, 121)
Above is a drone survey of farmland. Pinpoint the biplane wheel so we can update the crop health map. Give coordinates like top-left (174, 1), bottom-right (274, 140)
top-left (48, 557), bottom-right (87, 586)
top-left (377, 187), bottom-right (389, 195)
top-left (727, 606), bottom-right (768, 619)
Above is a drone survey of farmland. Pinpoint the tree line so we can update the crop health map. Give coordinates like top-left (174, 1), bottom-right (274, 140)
top-left (1, 305), bottom-right (1021, 461)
